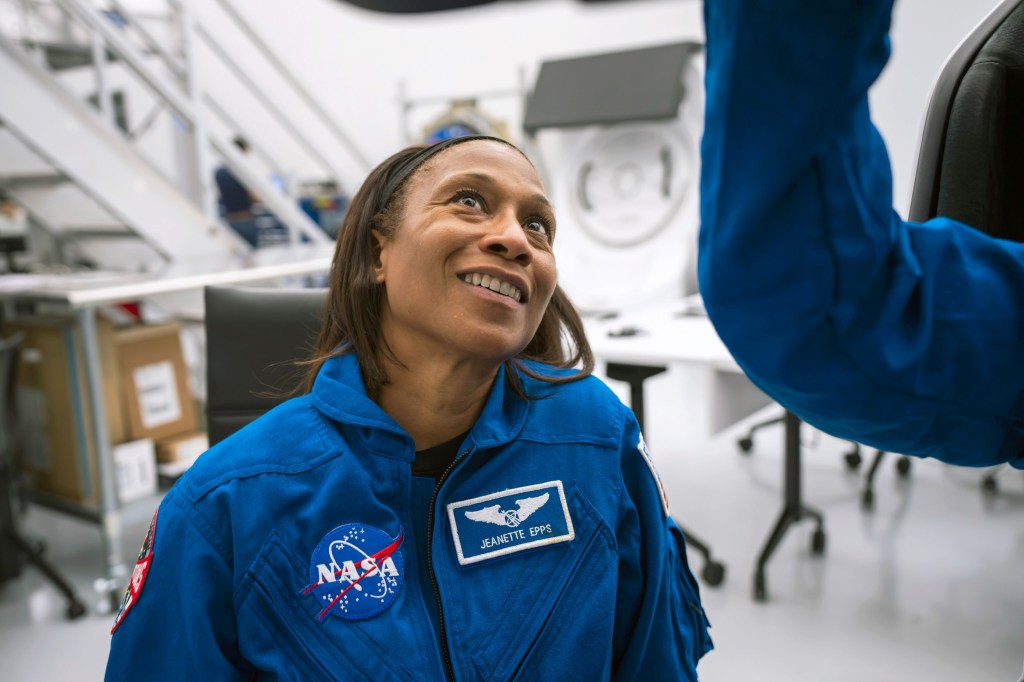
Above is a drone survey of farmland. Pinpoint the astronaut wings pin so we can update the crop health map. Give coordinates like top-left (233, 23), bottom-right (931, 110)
top-left (464, 493), bottom-right (549, 528)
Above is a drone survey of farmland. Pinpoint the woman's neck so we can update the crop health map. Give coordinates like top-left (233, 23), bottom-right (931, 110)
top-left (375, 358), bottom-right (499, 450)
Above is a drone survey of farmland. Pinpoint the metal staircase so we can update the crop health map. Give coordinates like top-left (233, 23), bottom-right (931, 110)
top-left (0, 0), bottom-right (368, 271)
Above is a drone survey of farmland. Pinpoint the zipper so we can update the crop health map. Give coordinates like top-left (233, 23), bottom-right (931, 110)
top-left (427, 446), bottom-right (473, 682)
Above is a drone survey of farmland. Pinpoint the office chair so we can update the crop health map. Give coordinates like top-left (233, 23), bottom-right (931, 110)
top-left (204, 286), bottom-right (324, 444)
top-left (907, 0), bottom-right (1024, 493)
top-left (0, 332), bottom-right (87, 620)
top-left (737, 415), bottom-right (912, 511)
top-left (204, 285), bottom-right (727, 586)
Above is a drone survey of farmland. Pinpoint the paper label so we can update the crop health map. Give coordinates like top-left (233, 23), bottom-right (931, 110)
top-left (133, 361), bottom-right (182, 429)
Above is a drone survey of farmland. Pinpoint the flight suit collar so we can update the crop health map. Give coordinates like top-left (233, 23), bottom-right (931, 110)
top-left (310, 352), bottom-right (528, 458)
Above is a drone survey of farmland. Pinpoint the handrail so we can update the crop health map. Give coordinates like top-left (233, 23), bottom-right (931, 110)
top-left (5, 0), bottom-right (349, 249)
top-left (54, 0), bottom-right (196, 126)
top-left (213, 134), bottom-right (330, 246)
top-left (210, 0), bottom-right (372, 174)
top-left (106, 0), bottom-right (186, 81)
top-left (201, 93), bottom-right (286, 179)
top-left (193, 21), bottom-right (344, 184)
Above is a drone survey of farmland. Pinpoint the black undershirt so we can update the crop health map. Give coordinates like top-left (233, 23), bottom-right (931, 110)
top-left (412, 430), bottom-right (468, 481)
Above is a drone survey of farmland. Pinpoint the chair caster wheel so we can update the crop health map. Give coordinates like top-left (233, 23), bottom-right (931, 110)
top-left (66, 600), bottom-right (88, 620)
top-left (810, 528), bottom-right (826, 555)
top-left (895, 457), bottom-right (911, 477)
top-left (843, 451), bottom-right (862, 470)
top-left (702, 561), bottom-right (726, 587)
top-left (737, 436), bottom-right (754, 453)
top-left (860, 488), bottom-right (875, 511)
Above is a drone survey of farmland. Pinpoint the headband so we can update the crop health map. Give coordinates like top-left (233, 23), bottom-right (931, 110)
top-left (377, 134), bottom-right (513, 211)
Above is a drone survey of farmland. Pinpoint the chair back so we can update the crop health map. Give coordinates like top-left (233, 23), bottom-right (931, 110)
top-left (204, 286), bottom-right (326, 446)
top-left (0, 333), bottom-right (23, 467)
top-left (910, 0), bottom-right (1024, 239)
top-left (0, 333), bottom-right (24, 582)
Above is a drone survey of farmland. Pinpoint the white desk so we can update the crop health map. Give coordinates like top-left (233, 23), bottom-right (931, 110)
top-left (583, 298), bottom-right (826, 600)
top-left (583, 298), bottom-right (772, 435)
top-left (0, 244), bottom-right (334, 609)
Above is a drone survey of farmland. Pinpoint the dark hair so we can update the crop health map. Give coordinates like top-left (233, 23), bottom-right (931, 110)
top-left (297, 137), bottom-right (594, 399)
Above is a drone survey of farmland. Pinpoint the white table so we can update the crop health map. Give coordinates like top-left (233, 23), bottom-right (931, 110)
top-left (0, 244), bottom-right (334, 609)
top-left (583, 297), bottom-right (770, 435)
top-left (583, 297), bottom-right (827, 600)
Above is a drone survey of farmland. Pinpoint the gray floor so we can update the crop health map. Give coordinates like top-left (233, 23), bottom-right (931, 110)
top-left (2, 370), bottom-right (1023, 681)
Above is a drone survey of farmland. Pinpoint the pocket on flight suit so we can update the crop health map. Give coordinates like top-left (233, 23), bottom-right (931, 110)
top-left (470, 485), bottom-right (616, 681)
top-left (670, 523), bottom-right (713, 668)
top-left (238, 532), bottom-right (420, 682)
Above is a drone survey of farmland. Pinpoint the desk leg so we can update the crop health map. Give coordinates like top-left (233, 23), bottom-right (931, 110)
top-left (77, 308), bottom-right (126, 611)
top-left (752, 411), bottom-right (826, 601)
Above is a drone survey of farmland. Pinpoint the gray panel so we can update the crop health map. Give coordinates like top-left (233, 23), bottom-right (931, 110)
top-left (524, 42), bottom-right (699, 132)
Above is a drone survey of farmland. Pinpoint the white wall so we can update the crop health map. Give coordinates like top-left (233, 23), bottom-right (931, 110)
top-left (104, 0), bottom-right (1007, 220)
top-left (206, 0), bottom-right (1004, 212)
top-left (201, 0), bottom-right (704, 192)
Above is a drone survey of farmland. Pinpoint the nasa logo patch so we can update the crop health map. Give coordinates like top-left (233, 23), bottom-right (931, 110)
top-left (301, 524), bottom-right (404, 622)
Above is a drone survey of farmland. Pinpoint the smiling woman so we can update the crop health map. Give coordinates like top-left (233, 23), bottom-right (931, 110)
top-left (104, 135), bottom-right (713, 681)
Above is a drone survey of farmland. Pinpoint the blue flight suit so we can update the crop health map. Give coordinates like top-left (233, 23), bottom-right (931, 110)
top-left (699, 0), bottom-right (1024, 469)
top-left (105, 352), bottom-right (712, 680)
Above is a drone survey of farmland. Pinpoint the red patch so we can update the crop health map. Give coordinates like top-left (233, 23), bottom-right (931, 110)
top-left (111, 508), bottom-right (158, 635)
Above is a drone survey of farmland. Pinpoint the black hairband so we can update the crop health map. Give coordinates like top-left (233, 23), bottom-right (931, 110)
top-left (377, 134), bottom-right (512, 212)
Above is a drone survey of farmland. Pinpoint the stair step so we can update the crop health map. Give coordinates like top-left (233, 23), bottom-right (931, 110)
top-left (7, 183), bottom-right (121, 227)
top-left (0, 129), bottom-right (59, 178)
top-left (57, 225), bottom-right (134, 237)
top-left (0, 172), bottom-right (66, 189)
top-left (19, 40), bottom-right (119, 72)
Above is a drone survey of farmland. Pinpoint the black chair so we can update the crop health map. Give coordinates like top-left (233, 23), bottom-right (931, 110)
top-left (737, 417), bottom-right (912, 511)
top-left (0, 333), bottom-right (87, 620)
top-left (204, 286), bottom-right (727, 586)
top-left (204, 286), bottom-right (324, 445)
top-left (908, 0), bottom-right (1024, 493)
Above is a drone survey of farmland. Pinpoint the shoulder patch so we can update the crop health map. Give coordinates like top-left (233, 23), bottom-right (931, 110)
top-left (111, 508), bottom-right (158, 635)
top-left (637, 433), bottom-right (670, 516)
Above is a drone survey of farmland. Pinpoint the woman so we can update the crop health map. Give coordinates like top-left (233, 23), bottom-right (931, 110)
top-left (105, 135), bottom-right (712, 680)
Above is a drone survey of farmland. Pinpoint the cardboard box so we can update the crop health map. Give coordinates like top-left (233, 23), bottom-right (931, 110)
top-left (155, 430), bottom-right (208, 478)
top-left (4, 318), bottom-right (195, 505)
top-left (116, 323), bottom-right (197, 442)
top-left (5, 316), bottom-right (125, 505)
top-left (112, 438), bottom-right (157, 504)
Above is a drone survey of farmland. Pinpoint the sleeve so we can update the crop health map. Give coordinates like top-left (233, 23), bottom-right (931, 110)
top-left (698, 0), bottom-right (1024, 469)
top-left (104, 491), bottom-right (254, 680)
top-left (612, 412), bottom-right (713, 681)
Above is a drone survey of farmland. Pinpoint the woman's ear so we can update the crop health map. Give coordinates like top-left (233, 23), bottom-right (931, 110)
top-left (371, 229), bottom-right (387, 284)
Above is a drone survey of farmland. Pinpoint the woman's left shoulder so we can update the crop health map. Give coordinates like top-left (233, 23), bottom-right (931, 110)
top-left (516, 362), bottom-right (630, 446)
top-left (518, 361), bottom-right (622, 403)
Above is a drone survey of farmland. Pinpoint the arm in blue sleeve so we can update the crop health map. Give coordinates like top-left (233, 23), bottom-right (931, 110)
top-left (612, 415), bottom-right (712, 680)
top-left (105, 492), bottom-right (254, 680)
top-left (698, 0), bottom-right (1024, 468)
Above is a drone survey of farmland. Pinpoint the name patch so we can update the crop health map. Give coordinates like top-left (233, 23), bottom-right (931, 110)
top-left (447, 481), bottom-right (574, 566)
top-left (301, 524), bottom-right (404, 621)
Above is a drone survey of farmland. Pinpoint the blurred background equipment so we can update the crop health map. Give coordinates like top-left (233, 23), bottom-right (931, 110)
top-left (420, 98), bottom-right (510, 144)
top-left (524, 41), bottom-right (704, 314)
